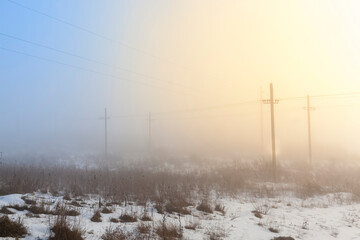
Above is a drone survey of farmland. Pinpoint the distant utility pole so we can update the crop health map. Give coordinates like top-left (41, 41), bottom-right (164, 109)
top-left (304, 95), bottom-right (315, 166)
top-left (148, 112), bottom-right (153, 151)
top-left (260, 87), bottom-right (264, 159)
top-left (262, 83), bottom-right (279, 181)
top-left (100, 108), bottom-right (110, 160)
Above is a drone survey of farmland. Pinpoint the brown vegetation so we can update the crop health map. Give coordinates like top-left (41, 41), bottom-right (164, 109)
top-left (0, 215), bottom-right (27, 238)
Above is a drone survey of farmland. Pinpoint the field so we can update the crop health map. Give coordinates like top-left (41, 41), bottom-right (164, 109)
top-left (1, 156), bottom-right (360, 239)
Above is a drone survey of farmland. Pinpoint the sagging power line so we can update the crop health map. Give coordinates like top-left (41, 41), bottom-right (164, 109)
top-left (0, 32), bottom-right (195, 91)
top-left (6, 0), bottom-right (201, 74)
top-left (0, 46), bottom-right (194, 96)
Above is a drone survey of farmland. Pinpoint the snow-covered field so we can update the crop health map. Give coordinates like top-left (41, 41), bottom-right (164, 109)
top-left (1, 191), bottom-right (360, 240)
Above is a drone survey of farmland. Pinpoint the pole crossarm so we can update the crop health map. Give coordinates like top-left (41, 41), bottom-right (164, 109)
top-left (262, 99), bottom-right (279, 104)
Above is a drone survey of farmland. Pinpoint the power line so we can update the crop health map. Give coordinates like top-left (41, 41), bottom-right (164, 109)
top-left (311, 92), bottom-right (360, 98)
top-left (6, 0), bottom-right (194, 72)
top-left (278, 96), bottom-right (306, 101)
top-left (111, 100), bottom-right (260, 118)
top-left (0, 32), bottom-right (195, 91)
top-left (277, 92), bottom-right (360, 102)
top-left (111, 91), bottom-right (360, 118)
top-left (0, 46), bottom-right (193, 95)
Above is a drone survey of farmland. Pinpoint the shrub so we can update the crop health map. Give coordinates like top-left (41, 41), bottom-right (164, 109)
top-left (110, 218), bottom-right (119, 223)
top-left (252, 201), bottom-right (271, 215)
top-left (205, 225), bottom-right (227, 240)
top-left (214, 203), bottom-right (225, 215)
top-left (101, 207), bottom-right (113, 214)
top-left (21, 196), bottom-right (36, 205)
top-left (165, 199), bottom-right (191, 215)
top-left (53, 203), bottom-right (80, 216)
top-left (0, 215), bottom-right (27, 238)
top-left (155, 202), bottom-right (164, 214)
top-left (49, 215), bottom-right (84, 240)
top-left (119, 213), bottom-right (137, 223)
top-left (140, 214), bottom-right (152, 221)
top-left (63, 193), bottom-right (72, 201)
top-left (137, 221), bottom-right (151, 234)
top-left (69, 200), bottom-right (81, 207)
top-left (252, 211), bottom-right (262, 219)
top-left (91, 211), bottom-right (102, 222)
top-left (8, 204), bottom-right (29, 211)
top-left (155, 222), bottom-right (182, 239)
top-left (101, 226), bottom-right (127, 240)
top-left (269, 227), bottom-right (279, 233)
top-left (272, 237), bottom-right (294, 240)
top-left (28, 204), bottom-right (51, 215)
top-left (196, 201), bottom-right (213, 214)
top-left (185, 221), bottom-right (199, 230)
top-left (0, 206), bottom-right (14, 214)
top-left (65, 209), bottom-right (80, 216)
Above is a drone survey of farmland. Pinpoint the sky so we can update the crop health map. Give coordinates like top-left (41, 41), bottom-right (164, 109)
top-left (1, 0), bottom-right (360, 160)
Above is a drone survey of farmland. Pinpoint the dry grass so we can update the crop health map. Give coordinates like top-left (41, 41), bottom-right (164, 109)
top-left (196, 200), bottom-right (213, 214)
top-left (90, 210), bottom-right (102, 222)
top-left (101, 226), bottom-right (127, 240)
top-left (205, 224), bottom-right (227, 240)
top-left (214, 203), bottom-right (225, 215)
top-left (271, 237), bottom-right (294, 240)
top-left (109, 217), bottom-right (119, 223)
top-left (0, 215), bottom-right (27, 238)
top-left (0, 206), bottom-right (14, 214)
top-left (137, 221), bottom-right (151, 234)
top-left (119, 213), bottom-right (137, 223)
top-left (49, 215), bottom-right (84, 240)
top-left (155, 221), bottom-right (182, 239)
top-left (101, 206), bottom-right (113, 214)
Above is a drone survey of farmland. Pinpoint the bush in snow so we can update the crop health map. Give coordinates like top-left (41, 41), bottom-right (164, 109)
top-left (101, 226), bottom-right (128, 240)
top-left (119, 213), bottom-right (137, 222)
top-left (196, 200), bottom-right (213, 214)
top-left (90, 210), bottom-right (102, 222)
top-left (0, 215), bottom-right (27, 238)
top-left (49, 215), bottom-right (84, 240)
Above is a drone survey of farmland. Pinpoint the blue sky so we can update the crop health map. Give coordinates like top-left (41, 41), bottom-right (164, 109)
top-left (0, 1), bottom-right (141, 152)
top-left (1, 1), bottom-right (360, 159)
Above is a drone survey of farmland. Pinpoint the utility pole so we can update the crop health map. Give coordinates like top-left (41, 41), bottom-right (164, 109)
top-left (260, 87), bottom-right (264, 159)
top-left (105, 108), bottom-right (108, 159)
top-left (262, 83), bottom-right (279, 181)
top-left (304, 95), bottom-right (315, 166)
top-left (148, 112), bottom-right (152, 151)
top-left (100, 108), bottom-right (110, 160)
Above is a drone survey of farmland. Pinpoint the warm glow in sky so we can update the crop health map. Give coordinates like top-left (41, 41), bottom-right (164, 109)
top-left (1, 0), bottom-right (360, 160)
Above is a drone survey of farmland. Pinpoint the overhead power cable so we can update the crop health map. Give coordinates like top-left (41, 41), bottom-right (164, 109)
top-left (310, 92), bottom-right (360, 98)
top-left (0, 32), bottom-right (194, 91)
top-left (111, 100), bottom-right (260, 118)
top-left (6, 0), bottom-right (193, 71)
top-left (0, 46), bottom-right (193, 95)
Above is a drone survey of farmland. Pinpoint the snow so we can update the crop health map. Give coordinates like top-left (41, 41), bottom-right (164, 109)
top-left (0, 194), bottom-right (24, 207)
top-left (1, 192), bottom-right (360, 239)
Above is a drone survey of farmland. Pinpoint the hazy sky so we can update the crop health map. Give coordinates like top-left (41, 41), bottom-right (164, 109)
top-left (1, 0), bottom-right (360, 159)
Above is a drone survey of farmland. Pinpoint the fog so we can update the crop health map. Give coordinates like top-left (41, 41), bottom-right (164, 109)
top-left (1, 0), bottom-right (360, 163)
top-left (3, 2), bottom-right (360, 239)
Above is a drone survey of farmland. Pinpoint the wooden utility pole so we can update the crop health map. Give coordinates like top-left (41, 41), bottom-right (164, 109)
top-left (148, 112), bottom-right (152, 151)
top-left (105, 108), bottom-right (108, 159)
top-left (260, 87), bottom-right (264, 159)
top-left (270, 83), bottom-right (276, 180)
top-left (100, 108), bottom-right (110, 160)
top-left (262, 83), bottom-right (279, 181)
top-left (304, 95), bottom-right (315, 166)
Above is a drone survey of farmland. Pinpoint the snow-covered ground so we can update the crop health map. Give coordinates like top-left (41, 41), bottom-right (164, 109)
top-left (1, 192), bottom-right (360, 239)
